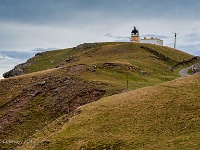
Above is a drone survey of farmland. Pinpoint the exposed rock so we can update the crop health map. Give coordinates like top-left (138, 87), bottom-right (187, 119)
top-left (140, 46), bottom-right (177, 64)
top-left (68, 64), bottom-right (91, 75)
top-left (140, 70), bottom-right (148, 75)
top-left (192, 62), bottom-right (200, 73)
top-left (3, 62), bottom-right (31, 78)
top-left (35, 52), bottom-right (45, 56)
top-left (3, 68), bottom-right (24, 78)
top-left (73, 43), bottom-right (102, 49)
top-left (22, 113), bottom-right (28, 117)
top-left (66, 56), bottom-right (75, 63)
top-left (172, 56), bottom-right (199, 70)
top-left (95, 62), bottom-right (137, 72)
top-left (3, 51), bottom-right (48, 78)
top-left (35, 81), bottom-right (46, 86)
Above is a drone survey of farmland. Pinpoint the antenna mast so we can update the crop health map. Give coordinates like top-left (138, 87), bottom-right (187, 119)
top-left (172, 32), bottom-right (179, 49)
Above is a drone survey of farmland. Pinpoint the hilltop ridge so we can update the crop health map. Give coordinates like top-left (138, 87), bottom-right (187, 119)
top-left (3, 42), bottom-right (197, 78)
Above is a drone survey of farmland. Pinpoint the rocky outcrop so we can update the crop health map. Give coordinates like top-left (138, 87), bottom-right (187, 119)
top-left (95, 62), bottom-right (149, 75)
top-left (3, 52), bottom-right (46, 78)
top-left (172, 56), bottom-right (199, 70)
top-left (3, 62), bottom-right (31, 78)
top-left (3, 43), bottom-right (103, 78)
top-left (192, 62), bottom-right (200, 73)
top-left (73, 43), bottom-right (103, 49)
top-left (140, 46), bottom-right (178, 64)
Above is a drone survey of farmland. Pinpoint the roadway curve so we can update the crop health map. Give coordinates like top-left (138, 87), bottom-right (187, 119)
top-left (179, 62), bottom-right (200, 77)
top-left (179, 66), bottom-right (191, 77)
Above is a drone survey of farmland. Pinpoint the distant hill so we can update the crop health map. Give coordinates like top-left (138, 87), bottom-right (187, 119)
top-left (0, 42), bottom-right (199, 150)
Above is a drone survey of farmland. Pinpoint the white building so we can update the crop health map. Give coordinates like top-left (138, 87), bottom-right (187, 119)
top-left (140, 37), bottom-right (163, 46)
top-left (130, 27), bottom-right (163, 46)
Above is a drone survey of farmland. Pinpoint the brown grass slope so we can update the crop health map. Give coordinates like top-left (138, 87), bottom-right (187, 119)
top-left (19, 73), bottom-right (200, 150)
top-left (0, 67), bottom-right (105, 150)
top-left (0, 42), bottom-right (198, 149)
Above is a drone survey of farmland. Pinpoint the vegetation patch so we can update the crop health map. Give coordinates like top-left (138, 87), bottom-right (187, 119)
top-left (0, 42), bottom-right (198, 149)
top-left (18, 74), bottom-right (200, 150)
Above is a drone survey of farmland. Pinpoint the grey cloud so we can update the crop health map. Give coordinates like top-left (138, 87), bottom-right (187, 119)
top-left (32, 48), bottom-right (57, 52)
top-left (114, 36), bottom-right (130, 39)
top-left (180, 33), bottom-right (200, 42)
top-left (1, 0), bottom-right (200, 26)
top-left (0, 23), bottom-right (80, 51)
top-left (0, 53), bottom-right (25, 78)
top-left (0, 0), bottom-right (76, 24)
top-left (105, 34), bottom-right (113, 38)
top-left (0, 50), bottom-right (33, 59)
top-left (105, 34), bottom-right (129, 40)
top-left (0, 47), bottom-right (59, 61)
top-left (141, 34), bottom-right (170, 39)
top-left (0, 48), bottom-right (59, 78)
top-left (178, 44), bottom-right (200, 56)
top-left (0, 0), bottom-right (200, 60)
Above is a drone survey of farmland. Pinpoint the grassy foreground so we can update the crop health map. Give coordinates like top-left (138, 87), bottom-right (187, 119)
top-left (19, 73), bottom-right (200, 150)
top-left (1, 42), bottom-right (199, 150)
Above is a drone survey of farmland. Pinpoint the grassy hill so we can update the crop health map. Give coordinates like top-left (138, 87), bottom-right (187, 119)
top-left (18, 73), bottom-right (200, 150)
top-left (0, 42), bottom-right (199, 149)
top-left (23, 42), bottom-right (193, 74)
top-left (5, 42), bottom-right (196, 91)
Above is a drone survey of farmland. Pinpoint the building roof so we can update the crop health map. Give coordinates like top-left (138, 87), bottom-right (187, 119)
top-left (141, 37), bottom-right (163, 41)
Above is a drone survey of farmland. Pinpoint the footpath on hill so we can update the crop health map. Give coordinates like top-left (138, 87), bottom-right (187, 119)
top-left (179, 62), bottom-right (200, 77)
top-left (179, 66), bottom-right (191, 77)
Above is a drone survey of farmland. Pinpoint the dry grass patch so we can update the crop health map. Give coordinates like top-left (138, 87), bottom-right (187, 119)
top-left (2, 42), bottom-right (198, 150)
top-left (19, 74), bottom-right (200, 150)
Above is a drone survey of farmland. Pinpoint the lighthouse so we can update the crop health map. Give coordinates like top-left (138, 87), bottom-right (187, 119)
top-left (130, 26), bottom-right (163, 46)
top-left (130, 26), bottom-right (140, 42)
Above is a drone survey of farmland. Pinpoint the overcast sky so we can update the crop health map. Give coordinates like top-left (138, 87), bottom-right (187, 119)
top-left (0, 0), bottom-right (200, 78)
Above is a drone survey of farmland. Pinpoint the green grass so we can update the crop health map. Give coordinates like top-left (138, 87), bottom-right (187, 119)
top-left (22, 42), bottom-right (191, 95)
top-left (141, 44), bottom-right (193, 62)
top-left (0, 42), bottom-right (198, 150)
top-left (188, 69), bottom-right (193, 75)
top-left (19, 74), bottom-right (200, 150)
top-left (23, 43), bottom-right (194, 75)
top-left (19, 43), bottom-right (196, 93)
top-left (25, 42), bottom-right (124, 73)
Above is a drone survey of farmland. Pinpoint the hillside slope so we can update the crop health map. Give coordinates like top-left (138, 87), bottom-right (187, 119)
top-left (4, 42), bottom-right (195, 78)
top-left (3, 42), bottom-right (198, 92)
top-left (0, 42), bottom-right (199, 149)
top-left (0, 68), bottom-right (105, 150)
top-left (19, 73), bottom-right (200, 150)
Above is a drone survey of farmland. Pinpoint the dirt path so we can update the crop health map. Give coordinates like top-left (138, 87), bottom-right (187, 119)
top-left (179, 62), bottom-right (200, 77)
top-left (179, 66), bottom-right (191, 77)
